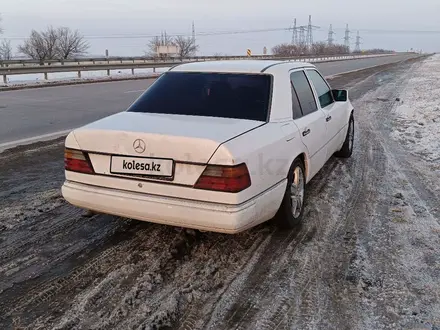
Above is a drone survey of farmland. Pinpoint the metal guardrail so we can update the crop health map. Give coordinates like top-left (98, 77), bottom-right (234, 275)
top-left (0, 53), bottom-right (397, 84)
top-left (0, 53), bottom-right (398, 67)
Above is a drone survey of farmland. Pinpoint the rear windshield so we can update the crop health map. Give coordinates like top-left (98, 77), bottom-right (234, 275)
top-left (127, 72), bottom-right (272, 121)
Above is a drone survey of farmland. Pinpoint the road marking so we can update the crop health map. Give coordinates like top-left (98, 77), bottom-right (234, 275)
top-left (0, 129), bottom-right (72, 152)
top-left (123, 89), bottom-right (145, 94)
top-left (324, 61), bottom-right (401, 79)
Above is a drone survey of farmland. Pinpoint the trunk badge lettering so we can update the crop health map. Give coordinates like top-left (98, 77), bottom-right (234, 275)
top-left (133, 139), bottom-right (146, 153)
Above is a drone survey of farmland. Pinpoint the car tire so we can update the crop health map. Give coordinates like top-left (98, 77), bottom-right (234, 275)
top-left (335, 114), bottom-right (354, 158)
top-left (275, 158), bottom-right (306, 229)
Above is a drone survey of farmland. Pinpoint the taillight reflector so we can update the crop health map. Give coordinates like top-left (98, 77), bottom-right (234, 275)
top-left (194, 163), bottom-right (251, 193)
top-left (64, 148), bottom-right (94, 174)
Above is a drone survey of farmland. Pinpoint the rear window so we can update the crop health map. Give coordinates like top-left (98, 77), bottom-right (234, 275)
top-left (127, 72), bottom-right (272, 121)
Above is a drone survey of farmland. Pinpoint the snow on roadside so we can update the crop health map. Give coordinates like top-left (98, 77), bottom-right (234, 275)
top-left (0, 68), bottom-right (169, 89)
top-left (390, 54), bottom-right (440, 162)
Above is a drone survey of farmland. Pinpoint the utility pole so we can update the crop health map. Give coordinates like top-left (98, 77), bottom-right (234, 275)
top-left (299, 26), bottom-right (307, 47)
top-left (354, 31), bottom-right (362, 52)
top-left (327, 24), bottom-right (335, 46)
top-left (344, 24), bottom-right (351, 51)
top-left (304, 15), bottom-right (320, 49)
top-left (192, 21), bottom-right (196, 55)
top-left (291, 18), bottom-right (298, 45)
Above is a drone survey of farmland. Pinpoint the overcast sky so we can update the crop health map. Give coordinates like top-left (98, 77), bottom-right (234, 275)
top-left (2, 0), bottom-right (440, 56)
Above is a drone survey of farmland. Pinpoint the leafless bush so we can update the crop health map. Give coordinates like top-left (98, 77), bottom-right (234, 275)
top-left (272, 43), bottom-right (308, 57)
top-left (353, 48), bottom-right (394, 54)
top-left (0, 39), bottom-right (12, 60)
top-left (272, 42), bottom-right (350, 57)
top-left (173, 36), bottom-right (198, 60)
top-left (18, 26), bottom-right (89, 61)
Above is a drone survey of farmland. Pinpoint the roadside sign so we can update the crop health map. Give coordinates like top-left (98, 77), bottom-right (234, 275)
top-left (247, 49), bottom-right (252, 57)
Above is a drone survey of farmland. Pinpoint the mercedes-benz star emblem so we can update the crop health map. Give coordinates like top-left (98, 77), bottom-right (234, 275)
top-left (133, 139), bottom-right (146, 154)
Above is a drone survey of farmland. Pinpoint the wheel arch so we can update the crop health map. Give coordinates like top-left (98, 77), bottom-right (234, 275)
top-left (292, 152), bottom-right (309, 183)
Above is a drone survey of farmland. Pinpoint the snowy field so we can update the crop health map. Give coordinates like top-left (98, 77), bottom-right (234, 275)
top-left (390, 54), bottom-right (440, 163)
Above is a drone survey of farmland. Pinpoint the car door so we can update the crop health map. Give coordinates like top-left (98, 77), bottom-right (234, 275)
top-left (305, 69), bottom-right (345, 159)
top-left (290, 70), bottom-right (327, 180)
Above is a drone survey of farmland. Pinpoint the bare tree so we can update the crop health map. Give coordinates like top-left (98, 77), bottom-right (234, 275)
top-left (18, 27), bottom-right (58, 61)
top-left (173, 36), bottom-right (198, 60)
top-left (146, 31), bottom-right (174, 58)
top-left (56, 27), bottom-right (89, 59)
top-left (0, 39), bottom-right (12, 60)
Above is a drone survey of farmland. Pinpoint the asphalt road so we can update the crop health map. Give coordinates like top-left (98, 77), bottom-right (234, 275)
top-left (0, 54), bottom-right (419, 148)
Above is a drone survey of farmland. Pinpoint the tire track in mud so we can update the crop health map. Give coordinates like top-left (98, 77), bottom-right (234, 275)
top-left (213, 227), bottom-right (312, 330)
top-left (0, 205), bottom-right (85, 262)
top-left (348, 58), bottom-right (440, 328)
top-left (368, 71), bottom-right (440, 223)
top-left (175, 227), bottom-right (273, 330)
top-left (0, 220), bottom-right (143, 326)
top-left (130, 227), bottom-right (273, 330)
top-left (259, 134), bottom-right (374, 330)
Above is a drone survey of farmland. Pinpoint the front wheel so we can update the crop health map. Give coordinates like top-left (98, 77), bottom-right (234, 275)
top-left (335, 114), bottom-right (354, 158)
top-left (275, 158), bottom-right (306, 228)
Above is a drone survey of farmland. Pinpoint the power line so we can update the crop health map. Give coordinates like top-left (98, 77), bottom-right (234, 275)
top-left (3, 27), bottom-right (292, 40)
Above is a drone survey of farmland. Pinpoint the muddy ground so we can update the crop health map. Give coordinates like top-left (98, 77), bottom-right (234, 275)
top-left (0, 56), bottom-right (439, 330)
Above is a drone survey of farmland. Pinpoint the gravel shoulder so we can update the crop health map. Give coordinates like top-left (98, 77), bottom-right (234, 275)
top-left (0, 55), bottom-right (439, 330)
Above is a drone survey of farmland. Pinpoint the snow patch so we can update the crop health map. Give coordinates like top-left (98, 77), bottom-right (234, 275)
top-left (390, 54), bottom-right (440, 162)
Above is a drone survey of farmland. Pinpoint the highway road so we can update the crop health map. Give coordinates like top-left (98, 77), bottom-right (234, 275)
top-left (0, 53), bottom-right (420, 149)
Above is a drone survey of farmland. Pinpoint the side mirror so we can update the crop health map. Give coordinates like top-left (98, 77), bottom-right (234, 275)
top-left (332, 89), bottom-right (348, 102)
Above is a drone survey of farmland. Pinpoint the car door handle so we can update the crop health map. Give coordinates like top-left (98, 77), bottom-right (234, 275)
top-left (326, 116), bottom-right (332, 122)
top-left (302, 129), bottom-right (311, 137)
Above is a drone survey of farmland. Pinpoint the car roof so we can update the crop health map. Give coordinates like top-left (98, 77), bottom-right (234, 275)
top-left (170, 60), bottom-right (315, 74)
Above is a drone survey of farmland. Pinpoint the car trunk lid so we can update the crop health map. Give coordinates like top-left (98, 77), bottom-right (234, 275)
top-left (73, 112), bottom-right (263, 164)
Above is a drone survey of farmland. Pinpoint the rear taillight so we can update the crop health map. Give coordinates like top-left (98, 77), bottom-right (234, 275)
top-left (194, 163), bottom-right (251, 193)
top-left (64, 148), bottom-right (94, 174)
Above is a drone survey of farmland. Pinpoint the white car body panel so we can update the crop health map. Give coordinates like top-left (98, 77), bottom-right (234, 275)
top-left (291, 110), bottom-right (328, 179)
top-left (62, 180), bottom-right (286, 234)
top-left (62, 60), bottom-right (354, 233)
top-left (72, 112), bottom-right (263, 163)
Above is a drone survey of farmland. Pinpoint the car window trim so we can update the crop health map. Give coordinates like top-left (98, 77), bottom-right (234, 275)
top-left (290, 81), bottom-right (304, 118)
top-left (304, 68), bottom-right (335, 108)
top-left (127, 71), bottom-right (274, 123)
top-left (289, 69), bottom-right (304, 119)
top-left (289, 69), bottom-right (318, 117)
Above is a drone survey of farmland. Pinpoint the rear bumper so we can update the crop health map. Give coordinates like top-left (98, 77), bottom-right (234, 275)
top-left (61, 180), bottom-right (286, 234)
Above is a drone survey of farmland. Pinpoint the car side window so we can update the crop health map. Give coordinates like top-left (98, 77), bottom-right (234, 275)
top-left (306, 70), bottom-right (334, 108)
top-left (290, 71), bottom-right (318, 116)
top-left (290, 80), bottom-right (303, 119)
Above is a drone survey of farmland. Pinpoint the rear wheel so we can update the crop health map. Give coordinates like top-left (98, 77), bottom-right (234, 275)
top-left (275, 158), bottom-right (306, 228)
top-left (335, 114), bottom-right (354, 158)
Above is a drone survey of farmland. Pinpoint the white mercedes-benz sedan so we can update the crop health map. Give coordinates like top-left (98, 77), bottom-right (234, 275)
top-left (62, 60), bottom-right (354, 234)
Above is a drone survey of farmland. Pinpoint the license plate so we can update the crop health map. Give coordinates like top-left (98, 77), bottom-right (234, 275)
top-left (110, 156), bottom-right (173, 177)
